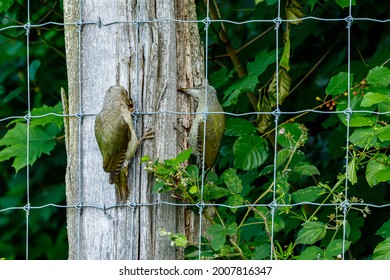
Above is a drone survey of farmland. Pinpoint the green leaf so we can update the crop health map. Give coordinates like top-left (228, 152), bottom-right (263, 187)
top-left (349, 127), bottom-right (378, 148)
top-left (375, 168), bottom-right (390, 184)
top-left (207, 224), bottom-right (226, 251)
top-left (373, 238), bottom-right (390, 260)
top-left (366, 154), bottom-right (388, 187)
top-left (226, 223), bottom-right (238, 236)
top-left (335, 0), bottom-right (356, 8)
top-left (361, 92), bottom-right (390, 107)
top-left (0, 0), bottom-right (13, 13)
top-left (366, 66), bottom-right (390, 87)
top-left (277, 123), bottom-right (307, 148)
top-left (0, 123), bottom-right (59, 173)
top-left (221, 168), bottom-right (243, 193)
top-left (338, 113), bottom-right (377, 127)
top-left (297, 246), bottom-right (323, 260)
top-left (376, 219), bottom-right (390, 238)
top-left (296, 221), bottom-right (327, 245)
top-left (378, 125), bottom-right (390, 142)
top-left (291, 161), bottom-right (320, 176)
top-left (3, 87), bottom-right (23, 103)
top-left (292, 186), bottom-right (325, 203)
top-left (224, 49), bottom-right (275, 103)
top-left (326, 72), bottom-right (352, 96)
top-left (225, 194), bottom-right (244, 213)
top-left (233, 135), bottom-right (268, 170)
top-left (29, 60), bottom-right (41, 83)
top-left (225, 118), bottom-right (257, 136)
top-left (209, 67), bottom-right (236, 90)
top-left (347, 156), bottom-right (357, 185)
top-left (325, 239), bottom-right (350, 258)
top-left (222, 89), bottom-right (241, 107)
top-left (251, 244), bottom-right (271, 260)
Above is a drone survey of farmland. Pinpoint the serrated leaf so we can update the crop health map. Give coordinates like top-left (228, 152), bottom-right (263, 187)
top-left (275, 149), bottom-right (291, 169)
top-left (292, 186), bottom-right (325, 203)
top-left (376, 219), bottom-right (390, 239)
top-left (221, 168), bottom-right (242, 194)
top-left (325, 239), bottom-right (350, 258)
top-left (209, 67), bottom-right (235, 90)
top-left (225, 118), bottom-right (257, 136)
top-left (233, 135), bottom-right (268, 170)
top-left (297, 246), bottom-right (323, 260)
top-left (296, 221), bottom-right (326, 245)
top-left (0, 123), bottom-right (59, 173)
top-left (325, 72), bottom-right (352, 96)
top-left (224, 49), bottom-right (275, 104)
top-left (373, 238), bottom-right (390, 260)
top-left (367, 66), bottom-right (390, 87)
top-left (222, 89), bottom-right (241, 107)
top-left (361, 92), bottom-right (390, 107)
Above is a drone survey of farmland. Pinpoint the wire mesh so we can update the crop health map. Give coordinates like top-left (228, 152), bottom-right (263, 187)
top-left (0, 0), bottom-right (390, 260)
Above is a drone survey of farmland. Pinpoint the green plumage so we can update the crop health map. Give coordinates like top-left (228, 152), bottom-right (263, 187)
top-left (180, 85), bottom-right (225, 169)
top-left (94, 85), bottom-right (138, 202)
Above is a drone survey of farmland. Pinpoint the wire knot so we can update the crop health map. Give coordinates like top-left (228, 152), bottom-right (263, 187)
top-left (23, 203), bottom-right (31, 215)
top-left (75, 20), bottom-right (83, 31)
top-left (341, 199), bottom-right (350, 214)
top-left (344, 107), bottom-right (352, 119)
top-left (273, 17), bottom-right (282, 29)
top-left (75, 202), bottom-right (83, 210)
top-left (196, 200), bottom-right (205, 214)
top-left (272, 108), bottom-right (281, 121)
top-left (269, 201), bottom-right (277, 214)
top-left (23, 22), bottom-right (31, 35)
top-left (128, 201), bottom-right (137, 209)
top-left (345, 16), bottom-right (354, 28)
top-left (202, 17), bottom-right (211, 29)
top-left (76, 109), bottom-right (83, 119)
top-left (24, 113), bottom-right (31, 125)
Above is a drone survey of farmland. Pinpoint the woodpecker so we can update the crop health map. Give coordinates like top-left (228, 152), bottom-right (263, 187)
top-left (94, 85), bottom-right (139, 202)
top-left (180, 85), bottom-right (225, 169)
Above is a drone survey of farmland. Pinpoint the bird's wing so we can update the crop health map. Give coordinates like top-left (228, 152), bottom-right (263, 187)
top-left (95, 114), bottom-right (131, 173)
top-left (198, 113), bottom-right (225, 168)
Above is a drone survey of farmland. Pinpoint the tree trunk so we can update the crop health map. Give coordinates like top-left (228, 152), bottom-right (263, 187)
top-left (63, 0), bottom-right (203, 259)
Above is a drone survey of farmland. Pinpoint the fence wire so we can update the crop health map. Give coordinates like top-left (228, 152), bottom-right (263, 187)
top-left (0, 0), bottom-right (390, 260)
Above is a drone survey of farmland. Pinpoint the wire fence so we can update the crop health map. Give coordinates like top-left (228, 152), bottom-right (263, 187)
top-left (1, 0), bottom-right (390, 260)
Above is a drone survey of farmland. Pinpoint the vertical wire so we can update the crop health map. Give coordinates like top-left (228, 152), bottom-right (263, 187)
top-left (25, 0), bottom-right (31, 261)
top-left (129, 20), bottom-right (140, 260)
top-left (76, 0), bottom-right (83, 260)
top-left (342, 0), bottom-right (354, 260)
top-left (198, 0), bottom-right (211, 260)
top-left (269, 0), bottom-right (282, 260)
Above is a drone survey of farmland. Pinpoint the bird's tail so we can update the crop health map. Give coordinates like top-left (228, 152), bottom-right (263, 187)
top-left (109, 165), bottom-right (129, 203)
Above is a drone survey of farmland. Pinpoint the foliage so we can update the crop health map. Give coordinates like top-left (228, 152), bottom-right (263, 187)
top-left (0, 0), bottom-right (67, 259)
top-left (146, 0), bottom-right (390, 260)
top-left (0, 0), bottom-right (389, 260)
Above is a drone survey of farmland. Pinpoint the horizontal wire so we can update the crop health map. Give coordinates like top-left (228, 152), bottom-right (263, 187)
top-left (1, 15), bottom-right (390, 32)
top-left (1, 200), bottom-right (389, 214)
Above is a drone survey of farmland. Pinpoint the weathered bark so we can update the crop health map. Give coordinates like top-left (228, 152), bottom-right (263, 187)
top-left (63, 0), bottom-right (203, 259)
